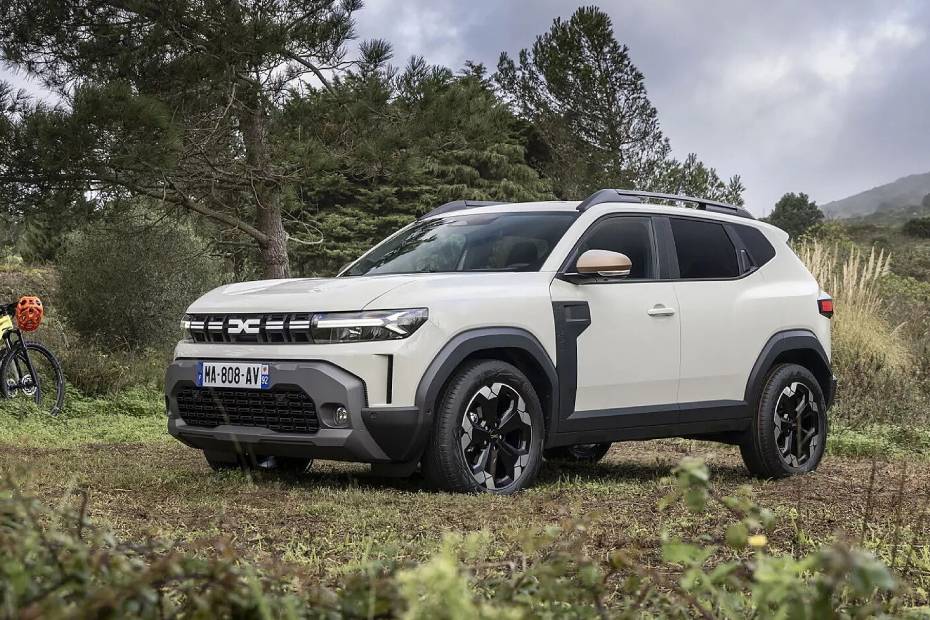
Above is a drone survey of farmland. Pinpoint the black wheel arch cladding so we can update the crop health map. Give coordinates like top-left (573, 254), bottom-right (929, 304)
top-left (415, 327), bottom-right (558, 431)
top-left (744, 330), bottom-right (834, 410)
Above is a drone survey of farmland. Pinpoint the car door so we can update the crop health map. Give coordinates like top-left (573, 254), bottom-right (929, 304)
top-left (549, 215), bottom-right (681, 432)
top-left (664, 216), bottom-right (761, 418)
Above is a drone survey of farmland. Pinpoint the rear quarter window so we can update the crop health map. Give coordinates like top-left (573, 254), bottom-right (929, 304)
top-left (733, 224), bottom-right (776, 268)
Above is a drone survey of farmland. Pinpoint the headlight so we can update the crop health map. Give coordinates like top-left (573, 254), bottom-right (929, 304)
top-left (311, 308), bottom-right (428, 343)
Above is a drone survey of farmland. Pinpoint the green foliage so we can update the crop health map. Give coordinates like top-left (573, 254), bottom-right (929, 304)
top-left (57, 212), bottom-right (222, 349)
top-left (903, 216), bottom-right (930, 239)
top-left (494, 6), bottom-right (742, 205)
top-left (0, 0), bottom-right (366, 277)
top-left (0, 456), bottom-right (917, 618)
top-left (283, 60), bottom-right (552, 275)
top-left (656, 459), bottom-right (900, 618)
top-left (766, 192), bottom-right (825, 239)
top-left (830, 423), bottom-right (930, 459)
top-left (650, 152), bottom-right (747, 206)
top-left (44, 327), bottom-right (168, 396)
top-left (17, 193), bottom-right (96, 263)
top-left (495, 6), bottom-right (669, 198)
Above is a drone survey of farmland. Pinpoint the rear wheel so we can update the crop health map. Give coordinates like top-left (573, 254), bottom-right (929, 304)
top-left (0, 341), bottom-right (65, 415)
top-left (545, 443), bottom-right (612, 463)
top-left (422, 360), bottom-right (544, 494)
top-left (740, 364), bottom-right (827, 478)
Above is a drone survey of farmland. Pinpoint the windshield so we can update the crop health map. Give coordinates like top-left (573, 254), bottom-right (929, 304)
top-left (343, 212), bottom-right (578, 276)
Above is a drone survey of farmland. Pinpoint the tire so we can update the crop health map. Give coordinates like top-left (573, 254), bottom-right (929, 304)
top-left (0, 341), bottom-right (65, 415)
top-left (740, 363), bottom-right (828, 479)
top-left (422, 359), bottom-right (544, 494)
top-left (544, 443), bottom-right (612, 463)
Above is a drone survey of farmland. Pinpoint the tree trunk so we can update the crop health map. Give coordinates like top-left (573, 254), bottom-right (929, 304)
top-left (258, 198), bottom-right (289, 279)
top-left (239, 98), bottom-right (290, 279)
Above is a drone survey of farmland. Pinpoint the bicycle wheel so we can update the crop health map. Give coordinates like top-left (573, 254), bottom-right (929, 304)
top-left (0, 341), bottom-right (65, 415)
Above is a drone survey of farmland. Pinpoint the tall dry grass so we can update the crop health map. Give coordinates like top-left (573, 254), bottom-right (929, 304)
top-left (797, 241), bottom-right (923, 424)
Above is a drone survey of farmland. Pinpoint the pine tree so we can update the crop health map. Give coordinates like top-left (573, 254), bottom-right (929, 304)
top-left (649, 154), bottom-right (746, 206)
top-left (495, 6), bottom-right (670, 198)
top-left (282, 59), bottom-right (552, 275)
top-left (495, 6), bottom-right (743, 206)
top-left (0, 0), bottom-right (370, 278)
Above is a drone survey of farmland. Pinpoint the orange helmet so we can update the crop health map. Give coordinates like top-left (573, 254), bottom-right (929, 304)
top-left (16, 296), bottom-right (44, 332)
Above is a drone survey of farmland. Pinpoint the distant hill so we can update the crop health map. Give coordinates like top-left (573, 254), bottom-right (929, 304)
top-left (822, 171), bottom-right (930, 219)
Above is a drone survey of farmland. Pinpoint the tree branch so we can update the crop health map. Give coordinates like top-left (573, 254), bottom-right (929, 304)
top-left (283, 52), bottom-right (332, 91)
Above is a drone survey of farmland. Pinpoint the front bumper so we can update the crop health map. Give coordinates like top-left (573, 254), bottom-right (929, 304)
top-left (165, 359), bottom-right (428, 464)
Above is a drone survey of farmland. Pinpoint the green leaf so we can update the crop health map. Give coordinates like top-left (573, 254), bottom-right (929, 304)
top-left (725, 523), bottom-right (749, 550)
top-left (662, 541), bottom-right (713, 567)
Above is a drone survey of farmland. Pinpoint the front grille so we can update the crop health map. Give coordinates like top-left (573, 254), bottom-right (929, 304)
top-left (184, 313), bottom-right (313, 344)
top-left (176, 387), bottom-right (319, 434)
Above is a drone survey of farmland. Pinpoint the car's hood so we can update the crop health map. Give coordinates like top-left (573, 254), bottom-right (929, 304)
top-left (187, 276), bottom-right (420, 314)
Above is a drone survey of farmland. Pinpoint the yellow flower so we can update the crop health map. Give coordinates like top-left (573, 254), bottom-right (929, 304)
top-left (748, 534), bottom-right (768, 548)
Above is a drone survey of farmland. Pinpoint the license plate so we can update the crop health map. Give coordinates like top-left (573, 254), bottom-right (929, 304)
top-left (196, 362), bottom-right (270, 390)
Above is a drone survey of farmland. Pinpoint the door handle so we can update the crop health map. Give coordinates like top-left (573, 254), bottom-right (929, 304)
top-left (647, 305), bottom-right (676, 317)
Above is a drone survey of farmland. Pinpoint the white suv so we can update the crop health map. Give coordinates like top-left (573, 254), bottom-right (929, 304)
top-left (166, 189), bottom-right (836, 494)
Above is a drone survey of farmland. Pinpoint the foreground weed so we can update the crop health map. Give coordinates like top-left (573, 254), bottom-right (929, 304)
top-left (2, 457), bottom-right (925, 618)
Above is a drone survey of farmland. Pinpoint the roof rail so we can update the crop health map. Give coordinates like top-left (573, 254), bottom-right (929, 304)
top-left (418, 200), bottom-right (510, 220)
top-left (576, 189), bottom-right (754, 220)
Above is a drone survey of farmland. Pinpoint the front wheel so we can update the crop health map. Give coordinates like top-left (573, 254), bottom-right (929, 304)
top-left (422, 360), bottom-right (544, 494)
top-left (0, 341), bottom-right (65, 415)
top-left (740, 364), bottom-right (827, 478)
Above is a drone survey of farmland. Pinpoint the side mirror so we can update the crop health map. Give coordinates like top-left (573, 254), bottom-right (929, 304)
top-left (575, 249), bottom-right (632, 278)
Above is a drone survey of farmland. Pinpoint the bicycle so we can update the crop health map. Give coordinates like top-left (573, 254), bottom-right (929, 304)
top-left (1, 296), bottom-right (65, 415)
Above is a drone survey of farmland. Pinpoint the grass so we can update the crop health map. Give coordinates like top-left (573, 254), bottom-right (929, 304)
top-left (1, 404), bottom-right (929, 604)
top-left (0, 388), bottom-right (169, 447)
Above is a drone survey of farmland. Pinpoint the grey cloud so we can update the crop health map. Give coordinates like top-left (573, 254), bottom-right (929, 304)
top-left (356, 0), bottom-right (930, 214)
top-left (3, 1), bottom-right (926, 214)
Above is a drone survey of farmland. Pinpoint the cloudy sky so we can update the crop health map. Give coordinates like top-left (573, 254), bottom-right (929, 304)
top-left (3, 1), bottom-right (927, 216)
top-left (356, 0), bottom-right (930, 215)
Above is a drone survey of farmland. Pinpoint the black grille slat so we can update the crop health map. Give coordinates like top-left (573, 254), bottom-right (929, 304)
top-left (176, 387), bottom-right (319, 434)
top-left (186, 313), bottom-right (317, 344)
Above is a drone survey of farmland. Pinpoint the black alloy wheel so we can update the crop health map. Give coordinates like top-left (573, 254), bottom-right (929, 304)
top-left (773, 381), bottom-right (823, 468)
top-left (422, 359), bottom-right (544, 494)
top-left (459, 382), bottom-right (533, 490)
top-left (740, 363), bottom-right (828, 478)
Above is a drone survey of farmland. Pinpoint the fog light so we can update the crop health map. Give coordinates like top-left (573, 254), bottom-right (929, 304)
top-left (334, 406), bottom-right (350, 427)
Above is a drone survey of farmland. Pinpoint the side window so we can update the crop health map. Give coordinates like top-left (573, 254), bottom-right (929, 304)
top-left (670, 218), bottom-right (739, 279)
top-left (733, 224), bottom-right (776, 269)
top-left (575, 217), bottom-right (656, 279)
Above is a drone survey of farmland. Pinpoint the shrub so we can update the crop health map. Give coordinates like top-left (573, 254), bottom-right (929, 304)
top-left (903, 216), bottom-right (930, 239)
top-left (57, 213), bottom-right (223, 350)
top-left (796, 242), bottom-right (925, 424)
top-left (0, 457), bottom-right (913, 618)
top-left (0, 263), bottom-right (59, 306)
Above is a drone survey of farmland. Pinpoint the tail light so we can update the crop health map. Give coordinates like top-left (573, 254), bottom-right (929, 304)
top-left (817, 294), bottom-right (834, 318)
